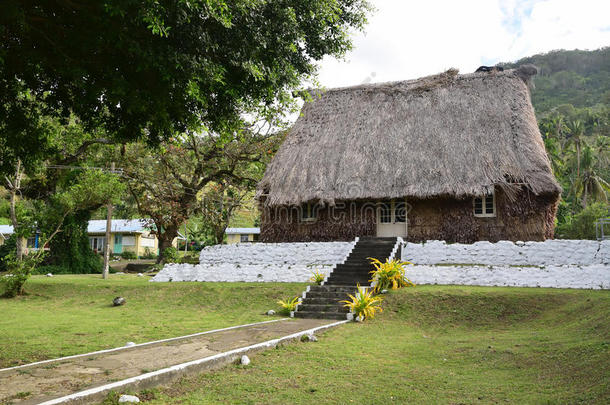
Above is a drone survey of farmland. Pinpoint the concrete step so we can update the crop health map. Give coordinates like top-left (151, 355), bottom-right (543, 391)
top-left (294, 311), bottom-right (349, 320)
top-left (298, 304), bottom-right (349, 313)
top-left (329, 278), bottom-right (371, 288)
top-left (309, 285), bottom-right (358, 293)
top-left (301, 297), bottom-right (346, 305)
top-left (305, 291), bottom-right (354, 299)
top-left (328, 272), bottom-right (371, 281)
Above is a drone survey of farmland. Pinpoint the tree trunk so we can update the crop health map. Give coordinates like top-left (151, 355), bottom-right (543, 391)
top-left (214, 225), bottom-right (226, 245)
top-left (576, 141), bottom-right (581, 177)
top-left (582, 182), bottom-right (588, 208)
top-left (157, 226), bottom-right (178, 264)
top-left (9, 160), bottom-right (23, 260)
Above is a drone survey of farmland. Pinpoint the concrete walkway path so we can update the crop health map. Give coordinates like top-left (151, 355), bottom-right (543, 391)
top-left (0, 318), bottom-right (338, 404)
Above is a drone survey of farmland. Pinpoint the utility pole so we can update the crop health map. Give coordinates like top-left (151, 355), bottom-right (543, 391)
top-left (102, 162), bottom-right (114, 279)
top-left (184, 222), bottom-right (189, 254)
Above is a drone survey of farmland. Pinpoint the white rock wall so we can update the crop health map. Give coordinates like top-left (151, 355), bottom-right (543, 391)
top-left (404, 264), bottom-right (610, 289)
top-left (151, 241), bottom-right (355, 283)
top-left (402, 239), bottom-right (609, 266)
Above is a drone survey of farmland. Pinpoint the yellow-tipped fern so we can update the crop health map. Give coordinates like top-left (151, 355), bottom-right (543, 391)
top-left (277, 297), bottom-right (300, 314)
top-left (341, 285), bottom-right (383, 320)
top-left (310, 270), bottom-right (325, 285)
top-left (368, 257), bottom-right (415, 293)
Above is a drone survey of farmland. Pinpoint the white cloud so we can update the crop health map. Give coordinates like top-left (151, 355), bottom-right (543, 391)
top-left (316, 0), bottom-right (610, 88)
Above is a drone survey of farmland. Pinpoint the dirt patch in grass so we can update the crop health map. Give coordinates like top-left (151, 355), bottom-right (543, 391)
top-left (0, 319), bottom-right (332, 404)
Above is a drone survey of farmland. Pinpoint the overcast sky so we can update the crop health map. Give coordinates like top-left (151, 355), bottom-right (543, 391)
top-left (316, 0), bottom-right (610, 88)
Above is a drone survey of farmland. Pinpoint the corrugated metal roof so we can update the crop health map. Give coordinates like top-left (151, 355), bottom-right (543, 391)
top-left (225, 227), bottom-right (260, 235)
top-left (87, 219), bottom-right (152, 234)
top-left (0, 220), bottom-right (153, 236)
top-left (0, 225), bottom-right (14, 235)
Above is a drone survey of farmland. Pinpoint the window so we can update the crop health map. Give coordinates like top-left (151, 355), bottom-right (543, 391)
top-left (89, 237), bottom-right (106, 252)
top-left (379, 203), bottom-right (391, 223)
top-left (301, 203), bottom-right (317, 222)
top-left (240, 234), bottom-right (249, 243)
top-left (378, 200), bottom-right (407, 224)
top-left (474, 191), bottom-right (495, 217)
top-left (394, 202), bottom-right (406, 223)
top-left (26, 237), bottom-right (38, 249)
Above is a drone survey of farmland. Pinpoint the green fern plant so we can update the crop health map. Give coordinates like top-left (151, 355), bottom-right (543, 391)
top-left (368, 258), bottom-right (415, 293)
top-left (277, 297), bottom-right (300, 315)
top-left (341, 285), bottom-right (383, 320)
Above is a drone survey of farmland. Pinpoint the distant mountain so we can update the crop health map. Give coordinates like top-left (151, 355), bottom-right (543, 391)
top-left (501, 47), bottom-right (610, 115)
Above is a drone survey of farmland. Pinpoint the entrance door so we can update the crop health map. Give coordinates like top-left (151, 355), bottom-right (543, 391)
top-left (113, 234), bottom-right (123, 254)
top-left (376, 200), bottom-right (407, 237)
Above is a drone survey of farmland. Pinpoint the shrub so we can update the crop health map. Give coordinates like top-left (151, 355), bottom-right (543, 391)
top-left (0, 254), bottom-right (43, 297)
top-left (120, 251), bottom-right (138, 260)
top-left (141, 247), bottom-right (157, 260)
top-left (277, 297), bottom-right (300, 315)
top-left (341, 285), bottom-right (383, 320)
top-left (310, 270), bottom-right (325, 285)
top-left (0, 234), bottom-right (17, 272)
top-left (178, 253), bottom-right (199, 264)
top-left (368, 257), bottom-right (416, 293)
top-left (555, 202), bottom-right (609, 239)
top-left (162, 247), bottom-right (179, 263)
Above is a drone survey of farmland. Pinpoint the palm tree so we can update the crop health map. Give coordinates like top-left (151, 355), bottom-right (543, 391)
top-left (543, 137), bottom-right (563, 175)
top-left (572, 145), bottom-right (610, 208)
top-left (566, 120), bottom-right (585, 177)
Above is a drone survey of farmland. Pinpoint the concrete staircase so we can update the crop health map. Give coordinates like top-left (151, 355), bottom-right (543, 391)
top-left (294, 237), bottom-right (398, 320)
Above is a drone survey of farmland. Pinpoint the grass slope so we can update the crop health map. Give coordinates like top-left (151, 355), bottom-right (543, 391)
top-left (117, 286), bottom-right (609, 405)
top-left (0, 275), bottom-right (306, 368)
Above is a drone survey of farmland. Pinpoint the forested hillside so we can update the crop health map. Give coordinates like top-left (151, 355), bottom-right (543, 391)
top-left (503, 47), bottom-right (609, 238)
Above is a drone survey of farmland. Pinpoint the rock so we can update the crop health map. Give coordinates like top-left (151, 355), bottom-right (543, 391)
top-left (240, 355), bottom-right (250, 365)
top-left (266, 309), bottom-right (275, 315)
top-left (137, 273), bottom-right (143, 277)
top-left (118, 394), bottom-right (140, 403)
top-left (301, 334), bottom-right (317, 342)
top-left (125, 342), bottom-right (136, 347)
top-left (355, 315), bottom-right (364, 322)
top-left (46, 273), bottom-right (53, 277)
top-left (346, 313), bottom-right (354, 321)
top-left (380, 289), bottom-right (388, 294)
top-left (113, 297), bottom-right (126, 306)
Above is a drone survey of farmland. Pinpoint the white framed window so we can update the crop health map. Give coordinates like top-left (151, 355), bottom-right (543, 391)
top-left (378, 200), bottom-right (406, 223)
top-left (89, 237), bottom-right (106, 252)
top-left (394, 201), bottom-right (407, 223)
top-left (240, 234), bottom-right (249, 243)
top-left (301, 202), bottom-right (317, 222)
top-left (378, 202), bottom-right (391, 223)
top-left (474, 191), bottom-right (496, 217)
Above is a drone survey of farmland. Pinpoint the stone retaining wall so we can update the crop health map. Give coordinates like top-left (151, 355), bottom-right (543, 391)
top-left (402, 239), bottom-right (609, 266)
top-left (152, 241), bottom-right (355, 283)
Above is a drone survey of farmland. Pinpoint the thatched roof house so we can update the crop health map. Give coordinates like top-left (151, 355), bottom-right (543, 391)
top-left (257, 66), bottom-right (561, 243)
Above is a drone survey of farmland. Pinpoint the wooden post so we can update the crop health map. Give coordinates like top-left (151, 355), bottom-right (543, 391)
top-left (8, 160), bottom-right (23, 260)
top-left (102, 162), bottom-right (114, 279)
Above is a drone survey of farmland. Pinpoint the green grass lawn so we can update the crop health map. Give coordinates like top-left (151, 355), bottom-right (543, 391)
top-left (2, 277), bottom-right (608, 404)
top-left (111, 286), bottom-right (609, 405)
top-left (0, 275), bottom-right (306, 368)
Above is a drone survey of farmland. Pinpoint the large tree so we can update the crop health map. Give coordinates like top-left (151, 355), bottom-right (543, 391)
top-left (1, 0), bottom-right (370, 166)
top-left (122, 129), bottom-right (278, 262)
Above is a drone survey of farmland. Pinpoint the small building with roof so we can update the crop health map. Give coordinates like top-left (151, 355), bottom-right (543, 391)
top-left (87, 219), bottom-right (161, 256)
top-left (224, 227), bottom-right (260, 244)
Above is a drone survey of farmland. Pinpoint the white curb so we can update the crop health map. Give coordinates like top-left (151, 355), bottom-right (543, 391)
top-left (38, 319), bottom-right (348, 405)
top-left (0, 319), bottom-right (288, 373)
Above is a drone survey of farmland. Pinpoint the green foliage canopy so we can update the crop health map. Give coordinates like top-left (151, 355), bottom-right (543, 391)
top-left (0, 0), bottom-right (370, 165)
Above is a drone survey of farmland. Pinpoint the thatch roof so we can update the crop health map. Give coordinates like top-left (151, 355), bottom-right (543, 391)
top-left (257, 66), bottom-right (561, 207)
